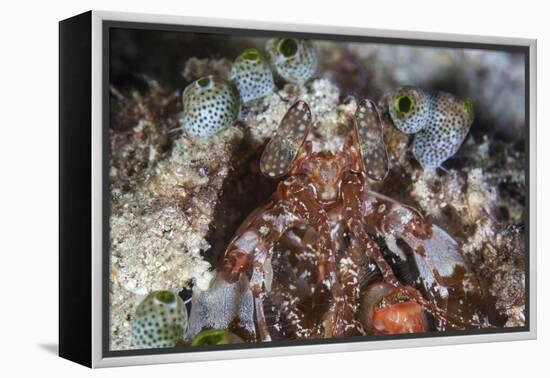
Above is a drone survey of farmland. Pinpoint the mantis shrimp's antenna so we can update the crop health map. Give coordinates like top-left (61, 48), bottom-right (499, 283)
top-left (260, 100), bottom-right (312, 178)
top-left (354, 99), bottom-right (389, 181)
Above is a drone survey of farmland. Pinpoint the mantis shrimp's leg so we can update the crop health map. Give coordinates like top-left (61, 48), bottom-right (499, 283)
top-left (220, 202), bottom-right (301, 342)
top-left (348, 221), bottom-right (401, 286)
top-left (348, 217), bottom-right (469, 329)
top-left (342, 173), bottom-right (480, 330)
top-left (265, 244), bottom-right (317, 339)
top-left (254, 294), bottom-right (271, 341)
top-left (221, 177), bottom-right (340, 341)
top-left (362, 190), bottom-right (485, 329)
top-left (326, 224), bottom-right (367, 337)
top-left (341, 174), bottom-right (402, 287)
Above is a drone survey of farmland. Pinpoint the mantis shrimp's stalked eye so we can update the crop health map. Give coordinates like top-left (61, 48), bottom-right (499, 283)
top-left (387, 86), bottom-right (431, 134)
top-left (265, 38), bottom-right (318, 85)
top-left (191, 329), bottom-right (244, 346)
top-left (354, 99), bottom-right (389, 181)
top-left (387, 87), bottom-right (474, 170)
top-left (181, 75), bottom-right (240, 137)
top-left (132, 290), bottom-right (187, 349)
top-left (229, 48), bottom-right (275, 103)
top-left (361, 283), bottom-right (428, 335)
top-left (260, 100), bottom-right (312, 178)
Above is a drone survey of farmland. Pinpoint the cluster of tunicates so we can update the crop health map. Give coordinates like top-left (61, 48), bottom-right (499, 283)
top-left (179, 42), bottom-right (474, 169)
top-left (386, 86), bottom-right (474, 170)
top-left (181, 38), bottom-right (318, 137)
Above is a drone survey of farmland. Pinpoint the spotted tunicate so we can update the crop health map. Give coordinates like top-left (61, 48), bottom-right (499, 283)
top-left (229, 48), bottom-right (275, 103)
top-left (131, 290), bottom-right (188, 349)
top-left (387, 87), bottom-right (474, 170)
top-left (265, 38), bottom-right (318, 85)
top-left (181, 75), bottom-right (240, 137)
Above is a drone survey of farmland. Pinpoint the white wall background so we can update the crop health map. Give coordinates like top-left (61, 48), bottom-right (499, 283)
top-left (0, 0), bottom-right (545, 376)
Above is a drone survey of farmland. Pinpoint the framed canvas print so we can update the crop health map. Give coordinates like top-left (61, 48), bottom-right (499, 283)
top-left (59, 10), bottom-right (537, 368)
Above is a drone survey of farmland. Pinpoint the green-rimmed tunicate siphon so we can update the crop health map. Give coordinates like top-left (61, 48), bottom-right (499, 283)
top-left (131, 290), bottom-right (188, 349)
top-left (387, 86), bottom-right (474, 170)
top-left (181, 75), bottom-right (240, 137)
top-left (191, 329), bottom-right (244, 346)
top-left (265, 38), bottom-right (318, 85)
top-left (229, 48), bottom-right (275, 103)
top-left (387, 86), bottom-right (431, 134)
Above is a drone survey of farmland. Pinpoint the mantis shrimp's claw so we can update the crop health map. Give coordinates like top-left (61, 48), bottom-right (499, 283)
top-left (187, 274), bottom-right (255, 342)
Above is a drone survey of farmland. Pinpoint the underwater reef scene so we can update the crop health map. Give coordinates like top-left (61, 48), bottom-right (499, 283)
top-left (109, 29), bottom-right (526, 351)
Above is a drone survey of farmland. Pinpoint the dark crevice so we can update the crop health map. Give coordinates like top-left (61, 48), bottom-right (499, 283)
top-left (203, 141), bottom-right (278, 268)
